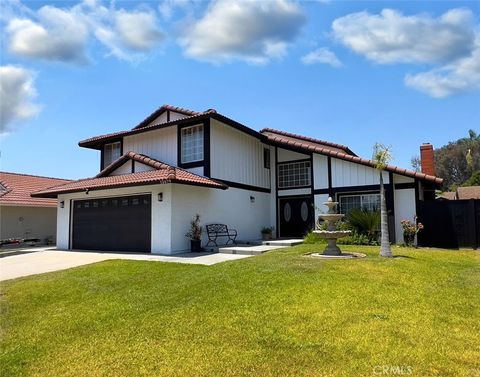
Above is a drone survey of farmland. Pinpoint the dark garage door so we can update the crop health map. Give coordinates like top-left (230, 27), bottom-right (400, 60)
top-left (72, 194), bottom-right (151, 252)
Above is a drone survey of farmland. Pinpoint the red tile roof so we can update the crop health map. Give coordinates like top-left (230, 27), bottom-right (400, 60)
top-left (0, 172), bottom-right (71, 207)
top-left (264, 133), bottom-right (444, 185)
top-left (97, 151), bottom-right (174, 178)
top-left (32, 153), bottom-right (227, 198)
top-left (133, 104), bottom-right (214, 130)
top-left (260, 128), bottom-right (356, 156)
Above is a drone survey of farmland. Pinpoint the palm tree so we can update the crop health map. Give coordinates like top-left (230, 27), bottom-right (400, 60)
top-left (373, 143), bottom-right (393, 258)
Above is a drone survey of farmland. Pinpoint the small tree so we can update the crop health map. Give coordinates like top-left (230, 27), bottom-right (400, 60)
top-left (373, 143), bottom-right (393, 258)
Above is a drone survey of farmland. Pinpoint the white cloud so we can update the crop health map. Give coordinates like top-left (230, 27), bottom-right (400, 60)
top-left (180, 0), bottom-right (305, 64)
top-left (6, 6), bottom-right (89, 64)
top-left (332, 8), bottom-right (480, 98)
top-left (0, 65), bottom-right (41, 134)
top-left (405, 39), bottom-right (480, 98)
top-left (4, 1), bottom-right (164, 64)
top-left (332, 8), bottom-right (475, 64)
top-left (301, 47), bottom-right (343, 67)
top-left (115, 10), bottom-right (164, 51)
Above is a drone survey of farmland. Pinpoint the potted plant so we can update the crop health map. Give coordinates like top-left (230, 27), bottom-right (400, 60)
top-left (185, 214), bottom-right (203, 252)
top-left (260, 226), bottom-right (274, 241)
top-left (400, 217), bottom-right (424, 247)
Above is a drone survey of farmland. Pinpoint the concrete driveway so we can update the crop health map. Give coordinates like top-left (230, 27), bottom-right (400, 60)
top-left (0, 248), bottom-right (252, 282)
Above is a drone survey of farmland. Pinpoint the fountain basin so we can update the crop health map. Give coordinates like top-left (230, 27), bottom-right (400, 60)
top-left (313, 230), bottom-right (351, 239)
top-left (318, 214), bottom-right (345, 222)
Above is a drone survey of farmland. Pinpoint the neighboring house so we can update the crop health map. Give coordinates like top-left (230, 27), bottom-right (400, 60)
top-left (32, 104), bottom-right (443, 254)
top-left (0, 172), bottom-right (71, 244)
top-left (440, 186), bottom-right (480, 200)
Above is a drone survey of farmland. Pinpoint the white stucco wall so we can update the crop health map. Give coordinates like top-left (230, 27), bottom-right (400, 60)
top-left (1, 205), bottom-right (57, 243)
top-left (171, 184), bottom-right (272, 252)
top-left (210, 119), bottom-right (270, 189)
top-left (56, 183), bottom-right (272, 255)
top-left (56, 184), bottom-right (168, 252)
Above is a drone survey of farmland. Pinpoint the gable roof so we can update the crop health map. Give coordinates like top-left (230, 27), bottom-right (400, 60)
top-left (0, 172), bottom-right (71, 207)
top-left (78, 110), bottom-right (266, 149)
top-left (264, 132), bottom-right (443, 185)
top-left (32, 152), bottom-right (227, 198)
top-left (132, 104), bottom-right (209, 130)
top-left (260, 128), bottom-right (356, 156)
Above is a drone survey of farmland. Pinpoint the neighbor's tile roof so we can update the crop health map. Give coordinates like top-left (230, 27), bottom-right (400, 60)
top-left (0, 172), bottom-right (71, 207)
top-left (260, 128), bottom-right (356, 156)
top-left (439, 191), bottom-right (457, 200)
top-left (456, 186), bottom-right (480, 200)
top-left (264, 132), bottom-right (444, 185)
top-left (32, 153), bottom-right (227, 198)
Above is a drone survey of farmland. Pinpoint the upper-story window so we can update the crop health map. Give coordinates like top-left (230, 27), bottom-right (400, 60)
top-left (104, 142), bottom-right (121, 167)
top-left (181, 125), bottom-right (204, 163)
top-left (278, 161), bottom-right (311, 188)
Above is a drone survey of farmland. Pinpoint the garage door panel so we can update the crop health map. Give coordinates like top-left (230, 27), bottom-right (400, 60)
top-left (72, 194), bottom-right (151, 252)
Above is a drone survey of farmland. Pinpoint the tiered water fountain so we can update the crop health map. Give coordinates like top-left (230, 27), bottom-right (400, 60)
top-left (311, 197), bottom-right (365, 259)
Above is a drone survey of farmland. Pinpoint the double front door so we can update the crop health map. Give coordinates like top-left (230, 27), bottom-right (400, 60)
top-left (279, 196), bottom-right (314, 238)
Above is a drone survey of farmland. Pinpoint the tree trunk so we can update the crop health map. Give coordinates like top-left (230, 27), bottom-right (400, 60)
top-left (379, 171), bottom-right (393, 257)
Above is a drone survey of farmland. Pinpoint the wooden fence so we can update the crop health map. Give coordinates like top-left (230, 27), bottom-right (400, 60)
top-left (417, 199), bottom-right (479, 249)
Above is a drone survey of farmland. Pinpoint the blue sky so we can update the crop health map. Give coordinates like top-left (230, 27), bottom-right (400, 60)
top-left (1, 0), bottom-right (479, 179)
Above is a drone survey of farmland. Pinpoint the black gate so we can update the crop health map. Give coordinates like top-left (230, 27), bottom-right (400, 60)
top-left (417, 199), bottom-right (479, 249)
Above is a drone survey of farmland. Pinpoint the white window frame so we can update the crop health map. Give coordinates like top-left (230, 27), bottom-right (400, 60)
top-left (338, 193), bottom-right (380, 214)
top-left (181, 124), bottom-right (204, 164)
top-left (277, 161), bottom-right (311, 189)
top-left (103, 142), bottom-right (121, 167)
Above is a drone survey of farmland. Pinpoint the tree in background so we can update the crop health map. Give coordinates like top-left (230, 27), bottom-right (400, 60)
top-left (373, 143), bottom-right (393, 258)
top-left (412, 130), bottom-right (480, 190)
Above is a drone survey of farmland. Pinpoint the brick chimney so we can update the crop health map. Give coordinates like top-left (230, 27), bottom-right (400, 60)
top-left (420, 143), bottom-right (436, 176)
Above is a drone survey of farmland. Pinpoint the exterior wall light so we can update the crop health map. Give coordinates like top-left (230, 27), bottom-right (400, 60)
top-left (250, 196), bottom-right (255, 203)
top-left (60, 201), bottom-right (65, 208)
top-left (85, 188), bottom-right (89, 195)
top-left (158, 193), bottom-right (163, 202)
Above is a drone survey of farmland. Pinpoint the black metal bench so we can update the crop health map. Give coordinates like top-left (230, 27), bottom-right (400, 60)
top-left (206, 224), bottom-right (237, 247)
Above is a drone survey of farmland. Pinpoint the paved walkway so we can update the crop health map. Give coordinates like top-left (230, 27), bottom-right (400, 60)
top-left (0, 249), bottom-right (252, 282)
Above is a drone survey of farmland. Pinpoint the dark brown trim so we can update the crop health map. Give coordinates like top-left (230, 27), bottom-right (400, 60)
top-left (395, 182), bottom-right (416, 190)
top-left (177, 121), bottom-right (210, 171)
top-left (131, 160), bottom-right (135, 174)
top-left (275, 146), bottom-right (279, 238)
top-left (264, 148), bottom-right (271, 169)
top-left (166, 110), bottom-right (170, 122)
top-left (68, 199), bottom-right (72, 250)
top-left (204, 119), bottom-right (211, 177)
top-left (327, 156), bottom-right (333, 197)
top-left (213, 178), bottom-right (270, 193)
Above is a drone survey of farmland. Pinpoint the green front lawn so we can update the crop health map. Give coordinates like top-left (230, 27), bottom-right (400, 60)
top-left (1, 245), bottom-right (479, 376)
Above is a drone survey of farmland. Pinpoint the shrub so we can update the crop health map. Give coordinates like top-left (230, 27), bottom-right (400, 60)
top-left (347, 209), bottom-right (380, 243)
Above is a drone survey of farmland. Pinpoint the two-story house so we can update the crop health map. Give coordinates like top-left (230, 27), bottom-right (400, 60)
top-left (33, 105), bottom-right (442, 254)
